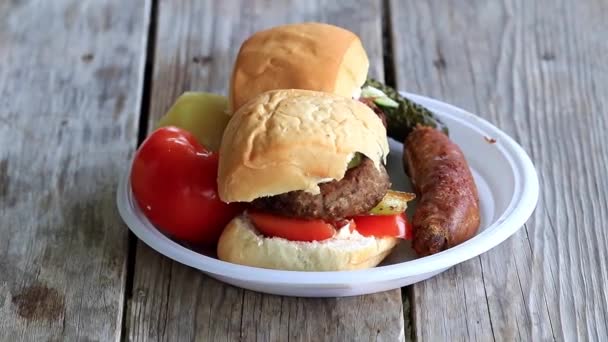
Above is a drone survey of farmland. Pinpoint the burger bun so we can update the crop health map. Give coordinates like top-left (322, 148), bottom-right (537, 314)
top-left (217, 215), bottom-right (399, 271)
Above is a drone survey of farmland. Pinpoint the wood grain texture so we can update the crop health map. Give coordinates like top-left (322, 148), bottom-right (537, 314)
top-left (0, 0), bottom-right (150, 341)
top-left (127, 1), bottom-right (406, 341)
top-left (389, 0), bottom-right (608, 340)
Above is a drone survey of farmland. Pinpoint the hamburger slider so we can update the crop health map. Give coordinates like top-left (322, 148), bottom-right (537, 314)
top-left (229, 22), bottom-right (369, 112)
top-left (215, 22), bottom-right (414, 271)
top-left (216, 89), bottom-right (413, 271)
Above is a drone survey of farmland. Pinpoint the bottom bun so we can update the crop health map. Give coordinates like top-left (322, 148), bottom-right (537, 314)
top-left (217, 215), bottom-right (399, 271)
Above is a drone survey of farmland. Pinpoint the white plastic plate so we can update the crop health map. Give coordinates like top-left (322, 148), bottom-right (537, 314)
top-left (117, 92), bottom-right (539, 297)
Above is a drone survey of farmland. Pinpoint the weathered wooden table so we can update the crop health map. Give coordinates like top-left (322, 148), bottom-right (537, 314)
top-left (2, 0), bottom-right (607, 340)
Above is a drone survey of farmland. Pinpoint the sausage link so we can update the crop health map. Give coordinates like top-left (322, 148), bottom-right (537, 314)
top-left (404, 126), bottom-right (480, 256)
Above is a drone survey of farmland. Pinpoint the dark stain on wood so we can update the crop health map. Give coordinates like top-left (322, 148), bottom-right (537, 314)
top-left (81, 53), bottom-right (94, 62)
top-left (57, 125), bottom-right (64, 144)
top-left (192, 55), bottom-right (213, 64)
top-left (11, 284), bottom-right (65, 321)
top-left (433, 45), bottom-right (447, 70)
top-left (541, 51), bottom-right (556, 61)
top-left (56, 155), bottom-right (71, 192)
top-left (433, 56), bottom-right (447, 70)
top-left (0, 158), bottom-right (8, 201)
top-left (114, 94), bottom-right (126, 119)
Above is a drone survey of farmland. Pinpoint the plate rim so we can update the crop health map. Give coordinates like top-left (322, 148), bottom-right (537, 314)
top-left (117, 92), bottom-right (539, 286)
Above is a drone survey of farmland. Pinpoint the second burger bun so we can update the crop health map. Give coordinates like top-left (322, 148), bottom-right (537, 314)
top-left (217, 215), bottom-right (399, 271)
top-left (217, 89), bottom-right (389, 203)
top-left (229, 22), bottom-right (369, 111)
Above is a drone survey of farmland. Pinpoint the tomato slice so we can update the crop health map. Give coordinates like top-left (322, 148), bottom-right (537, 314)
top-left (352, 213), bottom-right (413, 239)
top-left (248, 212), bottom-right (336, 242)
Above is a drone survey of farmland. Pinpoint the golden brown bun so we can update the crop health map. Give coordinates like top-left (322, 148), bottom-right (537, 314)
top-left (217, 215), bottom-right (399, 271)
top-left (229, 22), bottom-right (369, 111)
top-left (217, 89), bottom-right (389, 203)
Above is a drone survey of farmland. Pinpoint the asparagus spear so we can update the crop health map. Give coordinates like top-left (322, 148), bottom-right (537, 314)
top-left (363, 78), bottom-right (448, 141)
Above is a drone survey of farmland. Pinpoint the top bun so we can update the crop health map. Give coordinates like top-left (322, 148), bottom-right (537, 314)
top-left (229, 22), bottom-right (369, 112)
top-left (218, 89), bottom-right (389, 203)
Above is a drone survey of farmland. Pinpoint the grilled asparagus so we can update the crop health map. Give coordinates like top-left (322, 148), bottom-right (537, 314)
top-left (363, 79), bottom-right (448, 141)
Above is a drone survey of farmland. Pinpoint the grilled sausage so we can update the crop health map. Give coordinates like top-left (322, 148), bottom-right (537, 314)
top-left (404, 126), bottom-right (480, 256)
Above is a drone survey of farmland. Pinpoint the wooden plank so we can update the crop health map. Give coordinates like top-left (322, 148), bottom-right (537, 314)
top-left (127, 0), bottom-right (406, 341)
top-left (389, 0), bottom-right (608, 340)
top-left (0, 0), bottom-right (150, 341)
